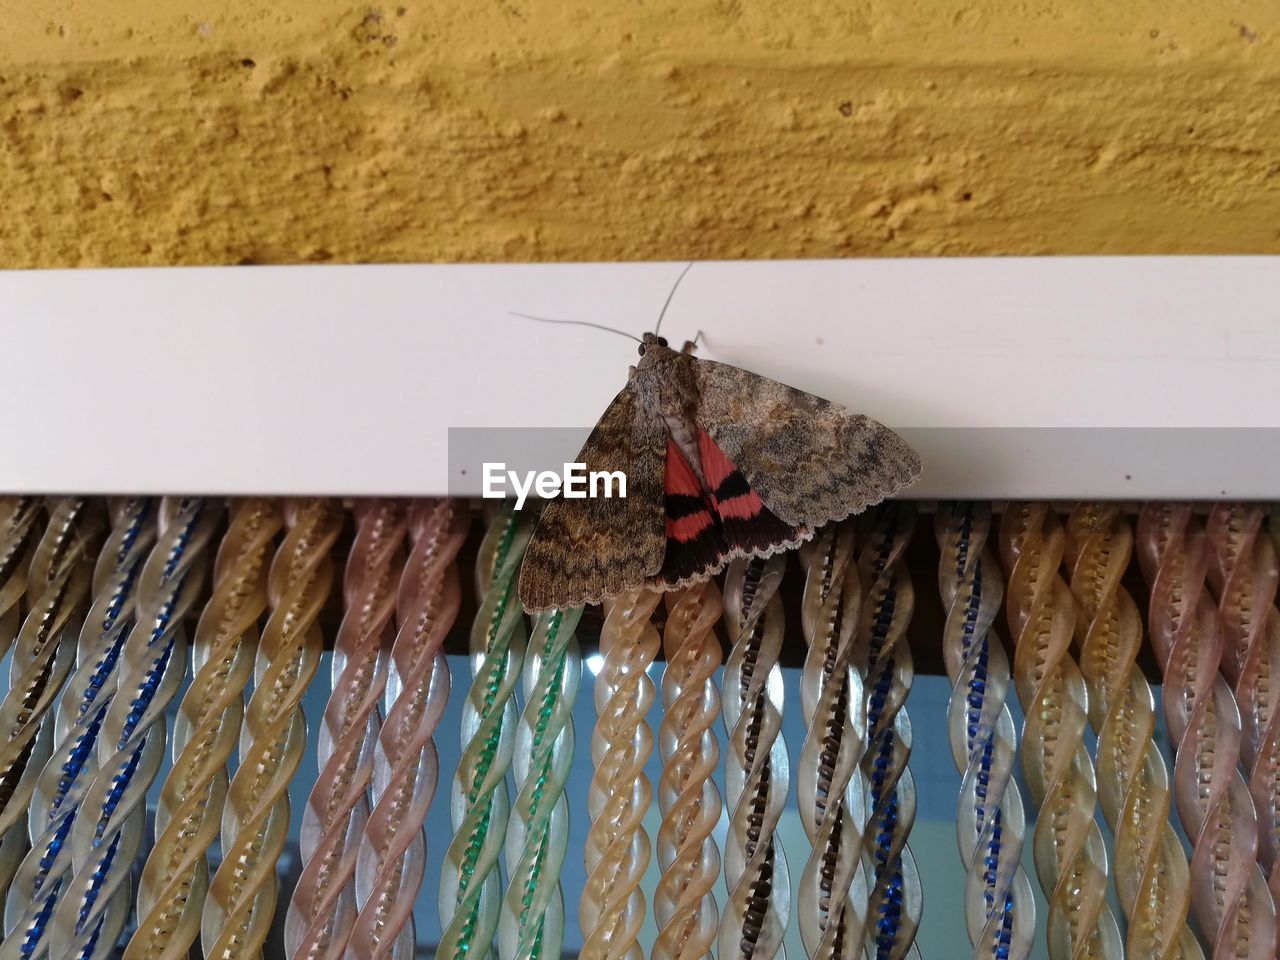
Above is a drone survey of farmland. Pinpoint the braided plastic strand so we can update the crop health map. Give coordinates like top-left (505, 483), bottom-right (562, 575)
top-left (654, 581), bottom-right (722, 960)
top-left (796, 523), bottom-right (867, 960)
top-left (125, 498), bottom-right (283, 960)
top-left (2, 499), bottom-right (156, 960)
top-left (583, 588), bottom-right (659, 960)
top-left (1138, 503), bottom-right (1277, 958)
top-left (348, 500), bottom-right (468, 960)
top-left (0, 499), bottom-right (102, 899)
top-left (0, 495), bottom-right (43, 908)
top-left (0, 498), bottom-right (42, 664)
top-left (856, 504), bottom-right (921, 960)
top-left (52, 496), bottom-right (221, 960)
top-left (287, 499), bottom-right (408, 960)
top-left (1206, 503), bottom-right (1280, 925)
top-left (439, 506), bottom-right (530, 960)
top-left (1064, 503), bottom-right (1201, 960)
top-left (720, 555), bottom-right (790, 960)
top-left (0, 494), bottom-right (43, 932)
top-left (203, 497), bottom-right (341, 960)
top-left (499, 604), bottom-right (582, 960)
top-left (935, 503), bottom-right (1034, 960)
top-left (1000, 502), bottom-right (1122, 960)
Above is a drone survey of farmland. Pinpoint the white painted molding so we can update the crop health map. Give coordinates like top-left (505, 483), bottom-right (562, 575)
top-left (1, 257), bottom-right (1277, 498)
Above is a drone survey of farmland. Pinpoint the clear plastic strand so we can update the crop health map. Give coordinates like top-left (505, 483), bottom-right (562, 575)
top-left (654, 582), bottom-right (723, 960)
top-left (287, 499), bottom-right (409, 960)
top-left (0, 499), bottom-right (103, 899)
top-left (935, 503), bottom-right (1035, 960)
top-left (499, 604), bottom-right (582, 960)
top-left (1000, 502), bottom-right (1123, 960)
top-left (1205, 504), bottom-right (1280, 925)
top-left (583, 588), bottom-right (659, 960)
top-left (0, 497), bottom-right (42, 664)
top-left (51, 496), bottom-right (220, 960)
top-left (0, 495), bottom-right (43, 900)
top-left (1138, 503), bottom-right (1277, 958)
top-left (1063, 504), bottom-right (1201, 960)
top-left (203, 497), bottom-right (341, 960)
top-left (856, 504), bottom-right (922, 960)
top-left (720, 556), bottom-right (790, 960)
top-left (2, 498), bottom-right (156, 960)
top-left (349, 500), bottom-right (468, 960)
top-left (796, 523), bottom-right (868, 960)
top-left (439, 505), bottom-right (530, 960)
top-left (125, 498), bottom-right (282, 960)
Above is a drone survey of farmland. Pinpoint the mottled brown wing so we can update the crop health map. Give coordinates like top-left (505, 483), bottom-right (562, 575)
top-left (519, 385), bottom-right (666, 612)
top-left (692, 357), bottom-right (921, 528)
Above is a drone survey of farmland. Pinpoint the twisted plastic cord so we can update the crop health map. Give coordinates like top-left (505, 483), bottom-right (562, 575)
top-left (582, 588), bottom-right (659, 960)
top-left (856, 504), bottom-right (921, 960)
top-left (124, 498), bottom-right (283, 960)
top-left (499, 604), bottom-right (582, 960)
top-left (348, 500), bottom-right (468, 960)
top-left (2, 498), bottom-right (156, 960)
top-left (203, 497), bottom-right (341, 960)
top-left (1138, 503), bottom-right (1277, 958)
top-left (999, 502), bottom-right (1122, 960)
top-left (0, 499), bottom-right (102, 900)
top-left (1206, 503), bottom-right (1280, 928)
top-left (286, 499), bottom-right (408, 960)
top-left (0, 495), bottom-right (45, 906)
top-left (935, 503), bottom-right (1034, 960)
top-left (0, 497), bottom-right (42, 664)
top-left (439, 506), bottom-right (530, 960)
top-left (1063, 503), bottom-right (1201, 960)
top-left (654, 581), bottom-right (722, 960)
top-left (720, 555), bottom-right (790, 960)
top-left (796, 523), bottom-right (867, 960)
top-left (50, 496), bottom-right (220, 960)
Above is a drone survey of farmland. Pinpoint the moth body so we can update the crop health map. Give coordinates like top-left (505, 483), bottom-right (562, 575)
top-left (632, 334), bottom-right (706, 486)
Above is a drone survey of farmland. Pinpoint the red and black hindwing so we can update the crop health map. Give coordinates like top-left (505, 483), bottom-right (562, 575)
top-left (658, 429), bottom-right (800, 586)
top-left (660, 436), bottom-right (726, 584)
top-left (697, 429), bottom-right (798, 549)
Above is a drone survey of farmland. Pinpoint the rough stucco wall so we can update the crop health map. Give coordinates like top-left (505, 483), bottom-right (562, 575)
top-left (1, 2), bottom-right (1278, 267)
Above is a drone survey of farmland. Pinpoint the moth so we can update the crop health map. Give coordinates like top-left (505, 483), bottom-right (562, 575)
top-left (518, 331), bottom-right (921, 612)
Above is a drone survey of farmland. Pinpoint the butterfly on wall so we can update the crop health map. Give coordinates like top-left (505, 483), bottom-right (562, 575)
top-left (518, 330), bottom-right (921, 612)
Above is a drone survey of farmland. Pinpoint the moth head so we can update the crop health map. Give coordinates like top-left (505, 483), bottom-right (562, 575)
top-left (637, 332), bottom-right (671, 359)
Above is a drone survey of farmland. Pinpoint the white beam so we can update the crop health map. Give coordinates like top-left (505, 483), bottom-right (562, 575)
top-left (1, 258), bottom-right (1277, 498)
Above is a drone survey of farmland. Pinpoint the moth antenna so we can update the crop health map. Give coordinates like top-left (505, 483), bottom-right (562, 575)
top-left (509, 312), bottom-right (642, 343)
top-left (652, 261), bottom-right (695, 338)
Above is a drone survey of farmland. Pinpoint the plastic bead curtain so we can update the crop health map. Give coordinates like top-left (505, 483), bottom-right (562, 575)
top-left (0, 495), bottom-right (1275, 960)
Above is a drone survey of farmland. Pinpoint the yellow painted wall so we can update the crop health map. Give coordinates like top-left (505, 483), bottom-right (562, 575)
top-left (2, 2), bottom-right (1278, 266)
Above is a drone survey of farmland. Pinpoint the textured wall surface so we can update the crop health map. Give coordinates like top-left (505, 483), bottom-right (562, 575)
top-left (2, 2), bottom-right (1279, 267)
